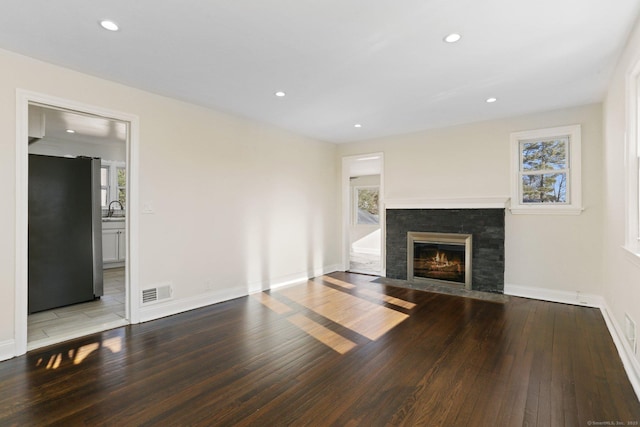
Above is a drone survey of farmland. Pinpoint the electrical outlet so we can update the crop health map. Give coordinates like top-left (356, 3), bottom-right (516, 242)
top-left (205, 280), bottom-right (213, 290)
top-left (142, 203), bottom-right (155, 214)
top-left (625, 313), bottom-right (637, 354)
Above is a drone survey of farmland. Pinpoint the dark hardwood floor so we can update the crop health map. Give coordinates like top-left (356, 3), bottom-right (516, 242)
top-left (1, 272), bottom-right (638, 426)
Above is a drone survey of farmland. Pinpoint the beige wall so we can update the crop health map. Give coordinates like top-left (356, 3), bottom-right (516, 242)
top-left (603, 15), bottom-right (640, 366)
top-left (338, 103), bottom-right (604, 295)
top-left (0, 49), bottom-right (339, 355)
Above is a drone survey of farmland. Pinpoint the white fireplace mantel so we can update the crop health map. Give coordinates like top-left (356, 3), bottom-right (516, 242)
top-left (384, 197), bottom-right (510, 210)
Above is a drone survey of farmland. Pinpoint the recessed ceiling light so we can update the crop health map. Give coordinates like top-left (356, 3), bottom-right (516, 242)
top-left (486, 97), bottom-right (497, 103)
top-left (354, 124), bottom-right (362, 128)
top-left (274, 91), bottom-right (286, 97)
top-left (66, 129), bottom-right (75, 133)
top-left (443, 33), bottom-right (461, 43)
top-left (100, 20), bottom-right (119, 32)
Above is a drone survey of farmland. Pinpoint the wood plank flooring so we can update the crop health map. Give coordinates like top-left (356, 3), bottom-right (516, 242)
top-left (1, 272), bottom-right (638, 426)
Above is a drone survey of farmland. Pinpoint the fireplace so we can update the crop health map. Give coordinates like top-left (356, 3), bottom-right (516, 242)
top-left (407, 232), bottom-right (472, 289)
top-left (386, 208), bottom-right (505, 294)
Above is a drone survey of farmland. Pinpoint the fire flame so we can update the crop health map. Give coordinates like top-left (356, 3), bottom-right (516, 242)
top-left (434, 251), bottom-right (451, 266)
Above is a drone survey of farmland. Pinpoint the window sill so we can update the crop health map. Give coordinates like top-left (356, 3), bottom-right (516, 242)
top-left (623, 245), bottom-right (640, 269)
top-left (509, 206), bottom-right (584, 215)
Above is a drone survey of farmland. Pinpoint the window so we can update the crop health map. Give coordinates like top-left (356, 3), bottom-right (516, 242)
top-left (117, 166), bottom-right (126, 206)
top-left (101, 160), bottom-right (126, 211)
top-left (520, 137), bottom-right (568, 203)
top-left (100, 166), bottom-right (110, 208)
top-left (510, 125), bottom-right (582, 214)
top-left (354, 187), bottom-right (379, 225)
top-left (625, 59), bottom-right (640, 256)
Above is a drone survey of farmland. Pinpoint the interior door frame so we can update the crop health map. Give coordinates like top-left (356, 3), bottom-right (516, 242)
top-left (15, 90), bottom-right (140, 356)
top-left (341, 153), bottom-right (385, 275)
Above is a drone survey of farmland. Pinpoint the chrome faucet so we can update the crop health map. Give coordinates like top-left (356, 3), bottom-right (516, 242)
top-left (107, 200), bottom-right (124, 217)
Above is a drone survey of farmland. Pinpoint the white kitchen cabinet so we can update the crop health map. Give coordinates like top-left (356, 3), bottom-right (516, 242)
top-left (118, 227), bottom-right (126, 260)
top-left (102, 220), bottom-right (126, 268)
top-left (102, 229), bottom-right (119, 263)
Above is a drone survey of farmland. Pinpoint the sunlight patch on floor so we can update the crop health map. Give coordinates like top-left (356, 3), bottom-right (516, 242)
top-left (287, 313), bottom-right (357, 354)
top-left (278, 280), bottom-right (408, 341)
top-left (320, 276), bottom-right (356, 289)
top-left (33, 333), bottom-right (125, 370)
top-left (252, 292), bottom-right (294, 314)
top-left (255, 275), bottom-right (415, 353)
top-left (73, 343), bottom-right (100, 365)
top-left (357, 288), bottom-right (417, 310)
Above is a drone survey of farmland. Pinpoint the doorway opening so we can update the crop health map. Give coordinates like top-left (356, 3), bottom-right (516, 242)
top-left (15, 91), bottom-right (139, 355)
top-left (342, 154), bottom-right (384, 276)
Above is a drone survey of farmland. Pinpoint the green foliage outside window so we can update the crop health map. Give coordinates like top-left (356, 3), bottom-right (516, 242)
top-left (357, 188), bottom-right (379, 224)
top-left (521, 138), bottom-right (568, 203)
top-left (117, 167), bottom-right (126, 207)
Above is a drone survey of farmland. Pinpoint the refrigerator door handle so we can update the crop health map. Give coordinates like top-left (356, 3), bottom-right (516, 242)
top-left (91, 158), bottom-right (104, 297)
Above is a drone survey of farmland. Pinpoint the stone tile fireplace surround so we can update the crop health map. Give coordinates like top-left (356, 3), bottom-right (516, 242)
top-left (386, 205), bottom-right (505, 294)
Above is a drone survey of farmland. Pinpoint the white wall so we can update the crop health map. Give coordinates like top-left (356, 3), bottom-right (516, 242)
top-left (0, 48), bottom-right (339, 358)
top-left (603, 16), bottom-right (640, 368)
top-left (338, 103), bottom-right (604, 296)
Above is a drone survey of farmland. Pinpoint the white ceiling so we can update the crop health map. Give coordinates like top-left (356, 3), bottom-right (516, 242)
top-left (29, 105), bottom-right (127, 146)
top-left (3, 1), bottom-right (640, 143)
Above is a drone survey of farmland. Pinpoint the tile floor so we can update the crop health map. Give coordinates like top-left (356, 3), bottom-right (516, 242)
top-left (27, 267), bottom-right (127, 350)
top-left (372, 275), bottom-right (510, 303)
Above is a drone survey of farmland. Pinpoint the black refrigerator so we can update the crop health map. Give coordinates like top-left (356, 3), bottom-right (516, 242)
top-left (28, 154), bottom-right (104, 314)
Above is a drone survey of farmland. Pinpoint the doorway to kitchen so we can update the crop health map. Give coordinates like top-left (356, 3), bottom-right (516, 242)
top-left (341, 153), bottom-right (384, 276)
top-left (15, 91), bottom-right (139, 355)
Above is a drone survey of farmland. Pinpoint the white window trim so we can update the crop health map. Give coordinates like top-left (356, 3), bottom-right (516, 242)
top-left (509, 124), bottom-right (583, 215)
top-left (100, 165), bottom-right (110, 208)
top-left (624, 58), bottom-right (640, 259)
top-left (102, 159), bottom-right (126, 209)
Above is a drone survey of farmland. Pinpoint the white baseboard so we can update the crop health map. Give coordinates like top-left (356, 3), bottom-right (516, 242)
top-left (600, 302), bottom-right (640, 401)
top-left (267, 264), bottom-right (341, 291)
top-left (505, 283), bottom-right (640, 401)
top-left (504, 283), bottom-right (603, 308)
top-left (0, 339), bottom-right (16, 362)
top-left (139, 285), bottom-right (248, 323)
top-left (140, 264), bottom-right (341, 323)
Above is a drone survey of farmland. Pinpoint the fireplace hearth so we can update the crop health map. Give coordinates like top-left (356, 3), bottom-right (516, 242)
top-left (408, 232), bottom-right (472, 289)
